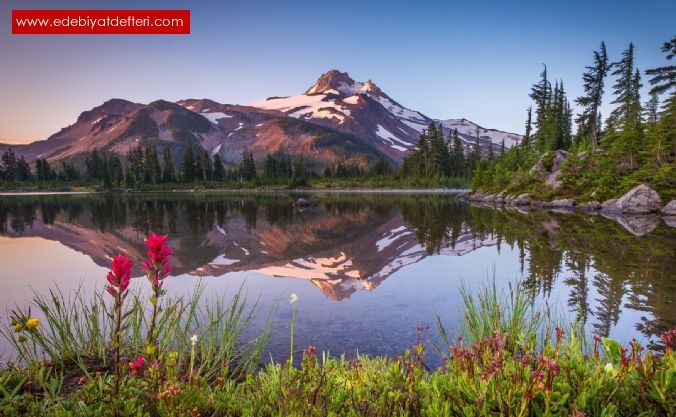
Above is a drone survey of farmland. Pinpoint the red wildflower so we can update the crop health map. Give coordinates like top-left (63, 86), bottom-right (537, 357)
top-left (143, 233), bottom-right (172, 288)
top-left (106, 255), bottom-right (133, 297)
top-left (128, 355), bottom-right (145, 376)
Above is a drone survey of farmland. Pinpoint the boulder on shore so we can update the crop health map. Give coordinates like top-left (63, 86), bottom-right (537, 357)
top-left (660, 200), bottom-right (676, 216)
top-left (543, 198), bottom-right (576, 208)
top-left (551, 150), bottom-right (569, 172)
top-left (512, 193), bottom-right (532, 206)
top-left (579, 201), bottom-right (601, 211)
top-left (601, 199), bottom-right (620, 212)
top-left (616, 184), bottom-right (662, 214)
top-left (544, 170), bottom-right (562, 190)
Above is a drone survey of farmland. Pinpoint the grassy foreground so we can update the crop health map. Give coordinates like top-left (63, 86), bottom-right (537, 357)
top-left (0, 240), bottom-right (674, 416)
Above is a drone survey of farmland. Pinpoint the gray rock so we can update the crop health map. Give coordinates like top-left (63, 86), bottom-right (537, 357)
top-left (544, 170), bottom-right (562, 189)
top-left (469, 190), bottom-right (485, 201)
top-left (601, 199), bottom-right (620, 212)
top-left (663, 216), bottom-right (676, 228)
top-left (512, 193), bottom-right (532, 206)
top-left (529, 159), bottom-right (545, 174)
top-left (576, 151), bottom-right (588, 159)
top-left (294, 197), bottom-right (312, 207)
top-left (544, 198), bottom-right (576, 208)
top-left (660, 200), bottom-right (676, 216)
top-left (551, 150), bottom-right (569, 172)
top-left (615, 215), bottom-right (660, 236)
top-left (505, 194), bottom-right (516, 203)
top-left (616, 184), bottom-right (663, 214)
top-left (579, 201), bottom-right (601, 211)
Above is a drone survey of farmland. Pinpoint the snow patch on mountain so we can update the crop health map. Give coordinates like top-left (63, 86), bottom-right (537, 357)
top-left (250, 94), bottom-right (352, 124)
top-left (439, 119), bottom-right (521, 147)
top-left (375, 125), bottom-right (410, 152)
top-left (200, 112), bottom-right (231, 124)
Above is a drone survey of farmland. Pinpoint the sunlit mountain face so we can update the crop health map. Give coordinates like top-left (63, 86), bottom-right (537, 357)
top-left (0, 193), bottom-right (674, 351)
top-left (3, 70), bottom-right (522, 171)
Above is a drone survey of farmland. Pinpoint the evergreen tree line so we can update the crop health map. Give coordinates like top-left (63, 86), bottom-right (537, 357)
top-left (0, 143), bottom-right (400, 188)
top-left (472, 37), bottom-right (675, 195)
top-left (0, 148), bottom-right (81, 183)
top-left (401, 123), bottom-right (493, 179)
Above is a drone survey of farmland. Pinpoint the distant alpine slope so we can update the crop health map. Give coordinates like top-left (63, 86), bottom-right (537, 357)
top-left (3, 70), bottom-right (521, 167)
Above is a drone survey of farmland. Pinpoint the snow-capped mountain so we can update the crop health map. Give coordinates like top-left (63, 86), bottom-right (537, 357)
top-left (6, 70), bottom-right (521, 167)
top-left (248, 70), bottom-right (521, 160)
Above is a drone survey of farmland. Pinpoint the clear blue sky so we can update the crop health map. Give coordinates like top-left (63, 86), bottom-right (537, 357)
top-left (1, 0), bottom-right (674, 143)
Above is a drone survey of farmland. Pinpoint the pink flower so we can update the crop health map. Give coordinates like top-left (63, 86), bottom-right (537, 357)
top-left (105, 255), bottom-right (133, 297)
top-left (143, 234), bottom-right (172, 288)
top-left (128, 355), bottom-right (145, 376)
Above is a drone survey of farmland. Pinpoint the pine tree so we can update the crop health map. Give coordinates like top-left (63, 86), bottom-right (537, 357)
top-left (523, 107), bottom-right (532, 148)
top-left (1, 149), bottom-right (18, 181)
top-left (162, 148), bottom-right (175, 182)
top-left (644, 92), bottom-right (660, 126)
top-left (239, 148), bottom-right (256, 181)
top-left (213, 154), bottom-right (225, 181)
top-left (86, 149), bottom-right (102, 180)
top-left (126, 146), bottom-right (144, 184)
top-left (575, 41), bottom-right (609, 150)
top-left (608, 43), bottom-right (638, 131)
top-left (645, 36), bottom-right (676, 96)
top-left (291, 156), bottom-right (308, 186)
top-left (16, 156), bottom-right (31, 181)
top-left (182, 145), bottom-right (195, 182)
top-left (109, 155), bottom-right (124, 186)
top-left (200, 150), bottom-right (213, 181)
top-left (530, 65), bottom-right (552, 131)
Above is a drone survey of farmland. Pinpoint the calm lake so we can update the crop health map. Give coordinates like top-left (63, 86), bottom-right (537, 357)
top-left (0, 192), bottom-right (674, 365)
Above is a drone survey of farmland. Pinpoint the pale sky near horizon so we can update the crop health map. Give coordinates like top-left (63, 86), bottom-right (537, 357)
top-left (1, 0), bottom-right (674, 143)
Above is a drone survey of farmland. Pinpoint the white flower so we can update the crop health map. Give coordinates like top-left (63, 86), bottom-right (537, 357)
top-left (190, 334), bottom-right (198, 345)
top-left (290, 293), bottom-right (298, 304)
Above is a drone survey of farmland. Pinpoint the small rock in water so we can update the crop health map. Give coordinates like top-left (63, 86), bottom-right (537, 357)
top-left (294, 198), bottom-right (312, 207)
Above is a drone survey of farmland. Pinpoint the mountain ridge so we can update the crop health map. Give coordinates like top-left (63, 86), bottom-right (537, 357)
top-left (3, 70), bottom-right (522, 168)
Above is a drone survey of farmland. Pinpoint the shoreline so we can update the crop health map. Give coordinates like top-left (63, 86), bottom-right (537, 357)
top-left (0, 187), bottom-right (470, 196)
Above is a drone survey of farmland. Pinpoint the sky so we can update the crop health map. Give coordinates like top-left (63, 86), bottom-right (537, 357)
top-left (1, 0), bottom-right (674, 143)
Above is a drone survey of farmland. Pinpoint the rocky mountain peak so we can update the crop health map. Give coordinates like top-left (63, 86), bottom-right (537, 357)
top-left (305, 69), bottom-right (357, 95)
top-left (362, 79), bottom-right (382, 95)
top-left (76, 99), bottom-right (143, 123)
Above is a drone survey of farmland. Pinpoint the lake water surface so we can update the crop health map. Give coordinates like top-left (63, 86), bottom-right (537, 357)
top-left (0, 192), bottom-right (674, 365)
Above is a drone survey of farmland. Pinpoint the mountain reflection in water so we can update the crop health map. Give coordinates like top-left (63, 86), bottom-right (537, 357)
top-left (0, 193), bottom-right (674, 357)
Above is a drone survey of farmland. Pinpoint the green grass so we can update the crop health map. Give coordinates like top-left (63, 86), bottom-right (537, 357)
top-left (0, 280), bottom-right (674, 416)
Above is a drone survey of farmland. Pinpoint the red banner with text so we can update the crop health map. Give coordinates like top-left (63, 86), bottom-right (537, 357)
top-left (12, 10), bottom-right (190, 35)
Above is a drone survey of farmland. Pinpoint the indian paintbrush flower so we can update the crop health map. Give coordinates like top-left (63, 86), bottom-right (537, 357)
top-left (106, 255), bottom-right (133, 297)
top-left (105, 254), bottom-right (134, 395)
top-left (128, 355), bottom-right (145, 376)
top-left (143, 233), bottom-right (173, 290)
top-left (143, 233), bottom-right (173, 359)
